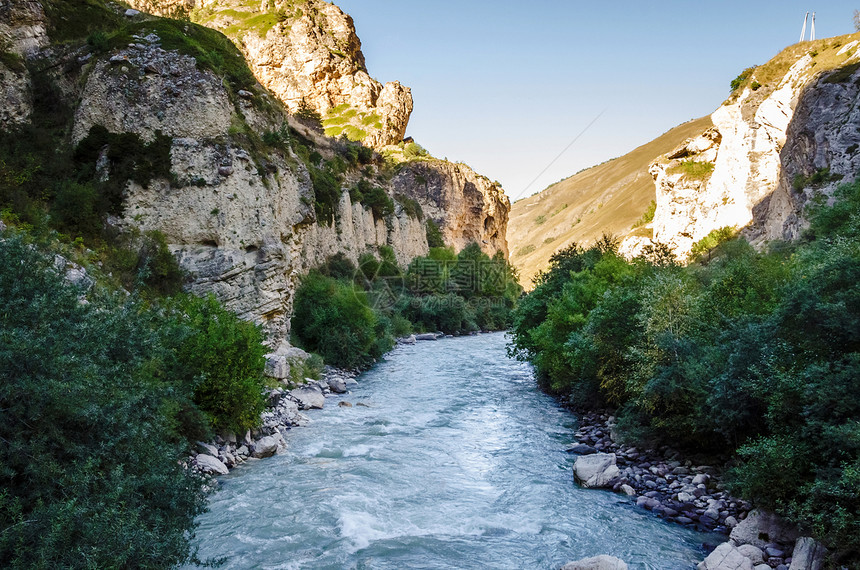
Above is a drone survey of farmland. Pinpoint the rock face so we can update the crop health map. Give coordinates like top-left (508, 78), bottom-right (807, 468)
top-left (730, 510), bottom-right (799, 550)
top-left (392, 160), bottom-right (510, 257)
top-left (572, 453), bottom-right (619, 489)
top-left (5, 0), bottom-right (511, 347)
top-left (640, 35), bottom-right (860, 259)
top-left (125, 0), bottom-right (412, 147)
top-left (561, 555), bottom-right (628, 570)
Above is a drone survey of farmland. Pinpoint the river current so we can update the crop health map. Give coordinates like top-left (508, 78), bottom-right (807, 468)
top-left (189, 333), bottom-right (715, 569)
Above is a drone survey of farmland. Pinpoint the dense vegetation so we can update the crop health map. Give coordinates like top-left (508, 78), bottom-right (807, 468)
top-left (0, 234), bottom-right (271, 568)
top-left (509, 180), bottom-right (860, 561)
top-left (291, 243), bottom-right (522, 369)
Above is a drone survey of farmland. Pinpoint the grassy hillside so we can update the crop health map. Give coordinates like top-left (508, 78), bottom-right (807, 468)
top-left (508, 116), bottom-right (712, 288)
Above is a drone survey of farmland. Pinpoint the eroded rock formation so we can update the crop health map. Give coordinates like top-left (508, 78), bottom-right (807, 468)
top-left (124, 0), bottom-right (413, 147)
top-left (640, 35), bottom-right (860, 259)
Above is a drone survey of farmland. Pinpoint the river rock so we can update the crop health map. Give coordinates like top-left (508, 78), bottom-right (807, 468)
top-left (290, 384), bottom-right (325, 409)
top-left (415, 333), bottom-right (438, 341)
top-left (197, 441), bottom-right (219, 456)
top-left (573, 453), bottom-right (620, 489)
top-left (566, 443), bottom-right (597, 455)
top-left (398, 335), bottom-right (416, 344)
top-left (264, 354), bottom-right (290, 379)
top-left (561, 555), bottom-right (628, 570)
top-left (788, 537), bottom-right (827, 570)
top-left (698, 543), bottom-right (755, 570)
top-left (730, 510), bottom-right (798, 550)
top-left (737, 545), bottom-right (764, 564)
top-left (251, 433), bottom-right (285, 458)
top-left (338, 401), bottom-right (353, 407)
top-left (327, 377), bottom-right (347, 393)
top-left (195, 453), bottom-right (229, 475)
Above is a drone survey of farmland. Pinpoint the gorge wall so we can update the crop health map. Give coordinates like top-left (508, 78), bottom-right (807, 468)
top-left (643, 34), bottom-right (860, 259)
top-left (0, 0), bottom-right (509, 345)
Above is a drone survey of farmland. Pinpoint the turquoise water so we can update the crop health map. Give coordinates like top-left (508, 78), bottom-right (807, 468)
top-left (189, 333), bottom-right (714, 569)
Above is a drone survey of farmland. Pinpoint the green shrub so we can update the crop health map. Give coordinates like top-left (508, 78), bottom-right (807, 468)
top-left (291, 271), bottom-right (392, 369)
top-left (395, 193), bottom-right (423, 219)
top-left (632, 200), bottom-right (657, 228)
top-left (0, 236), bottom-right (208, 568)
top-left (668, 160), bottom-right (714, 179)
top-left (167, 293), bottom-right (267, 434)
top-left (425, 219), bottom-right (445, 248)
top-left (690, 226), bottom-right (736, 260)
top-left (310, 166), bottom-right (341, 224)
top-left (403, 142), bottom-right (429, 159)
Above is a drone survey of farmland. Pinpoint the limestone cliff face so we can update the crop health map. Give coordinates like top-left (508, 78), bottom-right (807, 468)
top-left (392, 160), bottom-right (510, 257)
top-left (642, 34), bottom-right (860, 259)
top-left (0, 0), bottom-right (47, 129)
top-left (3, 0), bottom-right (510, 346)
top-left (124, 0), bottom-right (413, 147)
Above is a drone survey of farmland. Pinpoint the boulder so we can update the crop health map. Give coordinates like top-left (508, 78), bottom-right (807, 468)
top-left (264, 354), bottom-right (289, 379)
top-left (397, 335), bottom-right (416, 344)
top-left (251, 433), bottom-right (285, 459)
top-left (620, 484), bottom-right (636, 497)
top-left (327, 377), bottom-right (347, 394)
top-left (565, 443), bottom-right (597, 455)
top-left (698, 543), bottom-right (755, 570)
top-left (561, 555), bottom-right (628, 570)
top-left (788, 537), bottom-right (827, 570)
top-left (737, 545), bottom-right (764, 564)
top-left (196, 441), bottom-right (218, 456)
top-left (730, 510), bottom-right (798, 550)
top-left (195, 453), bottom-right (229, 475)
top-left (415, 333), bottom-right (438, 341)
top-left (290, 384), bottom-right (325, 409)
top-left (573, 453), bottom-right (620, 489)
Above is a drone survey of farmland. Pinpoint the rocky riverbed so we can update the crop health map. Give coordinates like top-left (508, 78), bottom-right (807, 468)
top-left (188, 365), bottom-right (358, 477)
top-left (566, 411), bottom-right (829, 570)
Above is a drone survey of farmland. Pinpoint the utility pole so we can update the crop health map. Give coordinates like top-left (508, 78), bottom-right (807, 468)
top-left (800, 11), bottom-right (809, 42)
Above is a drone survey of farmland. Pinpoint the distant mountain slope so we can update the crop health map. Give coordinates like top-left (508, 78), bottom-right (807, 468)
top-left (508, 116), bottom-right (711, 287)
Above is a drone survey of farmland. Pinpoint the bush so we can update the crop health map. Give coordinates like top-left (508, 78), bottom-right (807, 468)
top-left (425, 219), bottom-right (445, 248)
top-left (291, 272), bottom-right (392, 369)
top-left (0, 237), bottom-right (208, 568)
top-left (166, 294), bottom-right (268, 434)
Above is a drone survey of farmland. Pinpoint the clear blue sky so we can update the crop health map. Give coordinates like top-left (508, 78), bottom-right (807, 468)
top-left (335, 1), bottom-right (859, 201)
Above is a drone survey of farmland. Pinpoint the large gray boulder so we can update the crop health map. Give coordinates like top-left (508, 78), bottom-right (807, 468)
top-left (264, 354), bottom-right (289, 379)
top-left (251, 432), bottom-right (285, 459)
top-left (730, 510), bottom-right (798, 550)
top-left (195, 453), bottom-right (229, 475)
top-left (698, 543), bottom-right (754, 570)
top-left (561, 555), bottom-right (628, 570)
top-left (573, 453), bottom-right (620, 488)
top-left (327, 377), bottom-right (347, 394)
top-left (789, 537), bottom-right (827, 570)
top-left (290, 384), bottom-right (325, 409)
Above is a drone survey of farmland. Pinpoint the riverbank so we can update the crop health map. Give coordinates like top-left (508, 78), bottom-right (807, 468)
top-left (189, 365), bottom-right (358, 476)
top-left (566, 410), bottom-right (751, 535)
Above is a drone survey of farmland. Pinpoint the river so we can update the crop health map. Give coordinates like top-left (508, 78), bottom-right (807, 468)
top-left (189, 333), bottom-right (716, 569)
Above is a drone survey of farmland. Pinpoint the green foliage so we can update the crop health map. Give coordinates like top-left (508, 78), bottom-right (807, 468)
top-left (792, 167), bottom-right (843, 191)
top-left (395, 193), bottom-right (423, 219)
top-left (730, 65), bottom-right (756, 92)
top-left (166, 294), bottom-right (267, 434)
top-left (425, 219), bottom-right (445, 248)
top-left (403, 142), bottom-right (429, 159)
top-left (310, 165), bottom-right (341, 224)
top-left (509, 178), bottom-right (860, 559)
top-left (668, 160), bottom-right (715, 179)
top-left (0, 236), bottom-right (208, 568)
top-left (632, 199), bottom-right (657, 228)
top-left (291, 271), bottom-right (391, 369)
top-left (690, 226), bottom-right (736, 260)
top-left (349, 179), bottom-right (394, 219)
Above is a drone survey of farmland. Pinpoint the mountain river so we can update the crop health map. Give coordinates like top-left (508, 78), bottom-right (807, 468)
top-left (189, 332), bottom-right (718, 569)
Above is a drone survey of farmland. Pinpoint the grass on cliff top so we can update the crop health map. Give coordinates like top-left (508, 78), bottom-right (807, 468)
top-left (727, 31), bottom-right (860, 101)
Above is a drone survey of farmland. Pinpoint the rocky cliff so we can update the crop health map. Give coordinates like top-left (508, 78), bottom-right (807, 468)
top-left (646, 34), bottom-right (860, 258)
top-left (124, 0), bottom-right (413, 148)
top-left (0, 0), bottom-right (509, 345)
